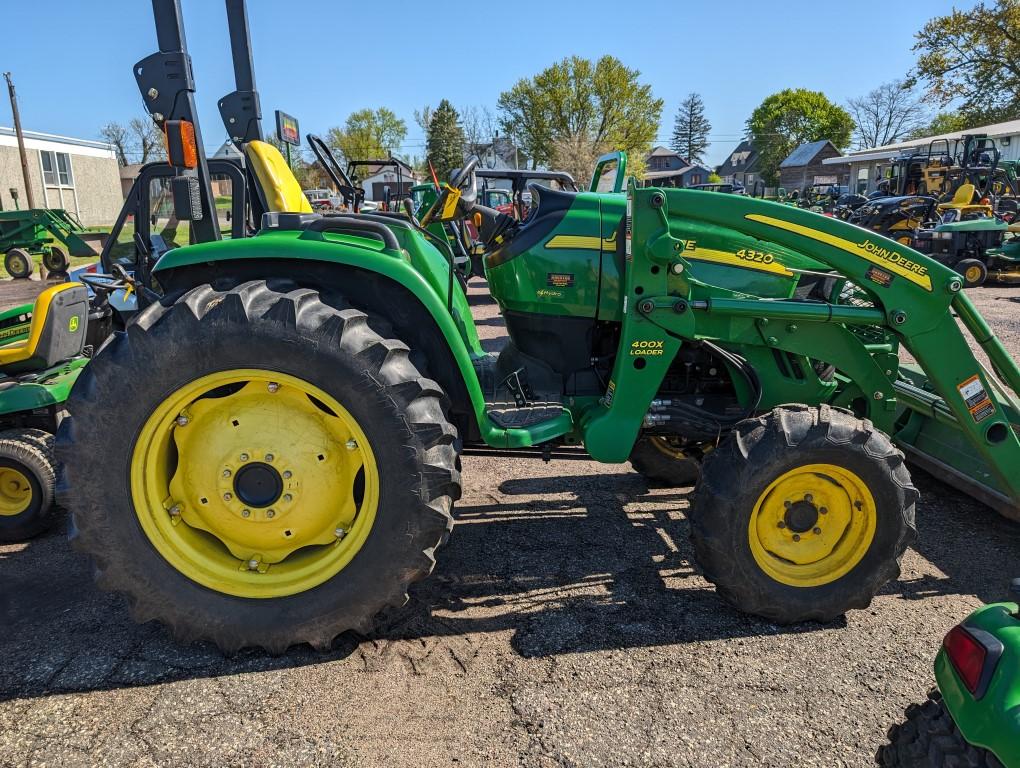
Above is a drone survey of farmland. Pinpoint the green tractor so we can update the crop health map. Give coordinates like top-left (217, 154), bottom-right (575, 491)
top-left (54, 0), bottom-right (1020, 653)
top-left (880, 581), bottom-right (1020, 767)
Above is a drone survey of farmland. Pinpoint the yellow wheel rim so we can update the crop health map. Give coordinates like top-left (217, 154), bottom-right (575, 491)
top-left (0, 466), bottom-right (33, 516)
top-left (965, 265), bottom-right (982, 284)
top-left (131, 369), bottom-right (378, 598)
top-left (649, 436), bottom-right (687, 460)
top-left (748, 463), bottom-right (876, 588)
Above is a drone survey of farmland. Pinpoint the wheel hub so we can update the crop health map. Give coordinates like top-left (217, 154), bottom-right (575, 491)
top-left (130, 370), bottom-right (379, 598)
top-left (233, 462), bottom-right (282, 508)
top-left (784, 500), bottom-right (819, 533)
top-left (748, 463), bottom-right (877, 588)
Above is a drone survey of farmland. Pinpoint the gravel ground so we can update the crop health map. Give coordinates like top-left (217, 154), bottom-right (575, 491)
top-left (1, 280), bottom-right (1019, 768)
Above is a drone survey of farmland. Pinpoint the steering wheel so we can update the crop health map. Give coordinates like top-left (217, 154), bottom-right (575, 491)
top-left (420, 155), bottom-right (480, 226)
top-left (80, 271), bottom-right (130, 294)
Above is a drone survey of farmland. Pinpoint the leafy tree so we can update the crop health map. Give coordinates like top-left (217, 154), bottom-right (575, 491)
top-left (707, 172), bottom-right (722, 184)
top-left (670, 93), bottom-right (711, 164)
top-left (907, 111), bottom-right (979, 140)
top-left (498, 55), bottom-right (662, 179)
top-left (912, 0), bottom-right (1020, 125)
top-left (847, 80), bottom-right (929, 148)
top-left (326, 108), bottom-right (406, 166)
top-left (550, 132), bottom-right (608, 187)
top-left (746, 89), bottom-right (854, 185)
top-left (426, 100), bottom-right (466, 182)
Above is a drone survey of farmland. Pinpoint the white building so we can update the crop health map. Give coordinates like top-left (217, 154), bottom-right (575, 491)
top-left (0, 127), bottom-right (122, 225)
top-left (822, 118), bottom-right (1020, 195)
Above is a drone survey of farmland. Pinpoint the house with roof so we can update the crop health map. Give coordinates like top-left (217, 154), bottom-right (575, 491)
top-left (820, 118), bottom-right (1020, 195)
top-left (779, 140), bottom-right (846, 192)
top-left (348, 157), bottom-right (420, 202)
top-left (642, 146), bottom-right (712, 187)
top-left (716, 140), bottom-right (760, 189)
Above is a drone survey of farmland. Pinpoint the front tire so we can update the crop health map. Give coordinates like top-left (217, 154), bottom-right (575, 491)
top-left (878, 689), bottom-right (1004, 767)
top-left (689, 405), bottom-right (916, 623)
top-left (5, 248), bottom-right (33, 280)
top-left (956, 259), bottom-right (988, 288)
top-left (57, 280), bottom-right (461, 652)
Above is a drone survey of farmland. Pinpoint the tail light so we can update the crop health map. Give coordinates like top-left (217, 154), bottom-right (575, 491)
top-left (943, 624), bottom-right (1003, 698)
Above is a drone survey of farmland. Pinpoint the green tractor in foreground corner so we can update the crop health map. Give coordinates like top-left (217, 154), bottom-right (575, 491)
top-left (56, 0), bottom-right (1020, 653)
top-left (880, 580), bottom-right (1020, 768)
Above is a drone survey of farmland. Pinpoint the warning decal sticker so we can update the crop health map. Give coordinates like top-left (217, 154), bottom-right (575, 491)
top-left (958, 374), bottom-right (996, 423)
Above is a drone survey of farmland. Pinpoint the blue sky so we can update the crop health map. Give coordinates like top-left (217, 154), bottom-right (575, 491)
top-left (3, 0), bottom-right (966, 167)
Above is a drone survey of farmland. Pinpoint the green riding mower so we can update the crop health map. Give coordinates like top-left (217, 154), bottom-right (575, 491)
top-left (0, 282), bottom-right (92, 542)
top-left (879, 580), bottom-right (1020, 767)
top-left (52, 0), bottom-right (1020, 653)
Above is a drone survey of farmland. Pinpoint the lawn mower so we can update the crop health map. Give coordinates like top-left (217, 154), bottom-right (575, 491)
top-left (879, 580), bottom-right (1020, 767)
top-left (849, 185), bottom-right (1020, 287)
top-left (53, 0), bottom-right (1020, 654)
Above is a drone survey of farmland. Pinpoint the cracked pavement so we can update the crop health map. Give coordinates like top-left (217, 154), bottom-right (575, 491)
top-left (1, 282), bottom-right (1019, 767)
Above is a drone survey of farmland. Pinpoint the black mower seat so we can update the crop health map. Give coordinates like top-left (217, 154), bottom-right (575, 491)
top-left (0, 283), bottom-right (88, 375)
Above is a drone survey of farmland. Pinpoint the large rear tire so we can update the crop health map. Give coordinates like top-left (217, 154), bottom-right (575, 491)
top-left (688, 404), bottom-right (916, 623)
top-left (878, 689), bottom-right (1004, 767)
top-left (0, 430), bottom-right (56, 542)
top-left (57, 280), bottom-right (461, 652)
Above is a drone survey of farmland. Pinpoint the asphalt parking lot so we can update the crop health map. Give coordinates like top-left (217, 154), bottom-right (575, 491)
top-left (2, 279), bottom-right (1019, 767)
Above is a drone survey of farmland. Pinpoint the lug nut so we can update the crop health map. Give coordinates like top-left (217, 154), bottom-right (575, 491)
top-left (335, 527), bottom-right (347, 539)
top-left (239, 453), bottom-right (249, 462)
top-left (792, 534), bottom-right (801, 542)
top-left (819, 507), bottom-right (828, 515)
top-left (345, 439), bottom-right (358, 451)
top-left (168, 504), bottom-right (182, 517)
top-left (267, 382), bottom-right (279, 393)
top-left (241, 508), bottom-right (250, 518)
top-left (223, 492), bottom-right (233, 501)
top-left (777, 521), bottom-right (786, 529)
top-left (283, 494), bottom-right (292, 502)
top-left (266, 509), bottom-right (275, 519)
top-left (783, 500), bottom-right (792, 509)
top-left (176, 415), bottom-right (189, 427)
top-left (247, 559), bottom-right (259, 571)
top-left (813, 527), bottom-right (822, 535)
top-left (222, 469), bottom-right (232, 478)
top-left (265, 453), bottom-right (274, 462)
top-left (283, 471), bottom-right (292, 479)
top-left (804, 494), bottom-right (813, 503)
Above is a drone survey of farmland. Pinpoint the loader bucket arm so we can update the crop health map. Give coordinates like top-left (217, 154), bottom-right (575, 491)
top-left (585, 185), bottom-right (1020, 516)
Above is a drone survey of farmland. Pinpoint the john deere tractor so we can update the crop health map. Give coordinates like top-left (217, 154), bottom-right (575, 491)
top-left (55, 0), bottom-right (1020, 653)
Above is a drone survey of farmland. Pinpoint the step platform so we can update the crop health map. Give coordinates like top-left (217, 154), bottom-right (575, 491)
top-left (487, 404), bottom-right (566, 429)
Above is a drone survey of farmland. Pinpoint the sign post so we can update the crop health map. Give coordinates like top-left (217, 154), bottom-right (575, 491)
top-left (275, 110), bottom-right (300, 168)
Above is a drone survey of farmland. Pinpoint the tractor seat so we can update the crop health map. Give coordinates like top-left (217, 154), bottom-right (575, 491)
top-left (243, 140), bottom-right (313, 214)
top-left (0, 283), bottom-right (88, 375)
top-left (938, 183), bottom-right (977, 210)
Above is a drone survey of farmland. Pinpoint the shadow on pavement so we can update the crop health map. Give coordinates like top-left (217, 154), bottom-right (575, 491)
top-left (0, 470), bottom-right (827, 703)
top-left (3, 464), bottom-right (1017, 704)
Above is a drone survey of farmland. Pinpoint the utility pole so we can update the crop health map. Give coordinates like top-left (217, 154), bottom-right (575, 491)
top-left (4, 72), bottom-right (36, 209)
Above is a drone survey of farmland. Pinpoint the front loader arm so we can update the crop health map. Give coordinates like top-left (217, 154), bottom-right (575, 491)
top-left (583, 185), bottom-right (1020, 514)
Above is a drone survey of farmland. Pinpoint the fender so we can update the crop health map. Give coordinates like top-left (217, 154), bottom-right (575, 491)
top-left (153, 228), bottom-right (510, 446)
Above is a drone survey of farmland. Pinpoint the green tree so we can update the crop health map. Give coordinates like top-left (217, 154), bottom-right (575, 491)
top-left (746, 89), bottom-right (854, 185)
top-left (912, 0), bottom-right (1020, 125)
top-left (326, 108), bottom-right (406, 166)
top-left (670, 93), bottom-right (711, 164)
top-left (907, 111), bottom-right (979, 140)
top-left (707, 172), bottom-right (722, 184)
top-left (426, 100), bottom-right (466, 182)
top-left (498, 55), bottom-right (662, 179)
